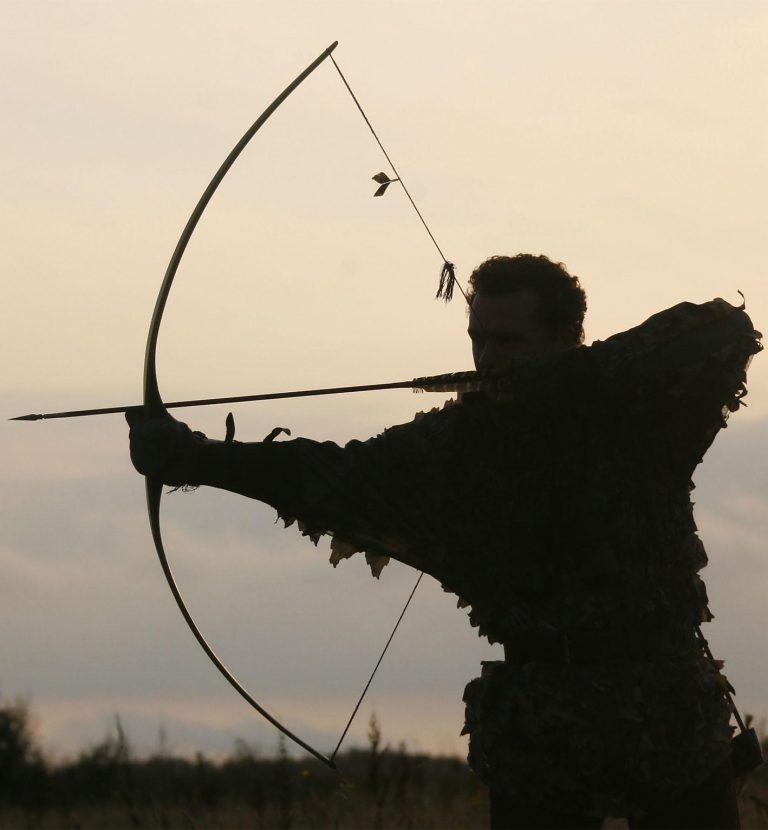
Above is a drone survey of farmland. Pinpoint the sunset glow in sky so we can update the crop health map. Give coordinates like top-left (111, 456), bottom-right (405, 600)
top-left (2, 1), bottom-right (767, 761)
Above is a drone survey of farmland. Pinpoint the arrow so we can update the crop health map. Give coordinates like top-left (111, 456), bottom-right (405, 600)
top-left (10, 373), bottom-right (482, 421)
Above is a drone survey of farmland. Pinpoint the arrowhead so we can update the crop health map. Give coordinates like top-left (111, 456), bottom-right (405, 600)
top-left (10, 413), bottom-right (42, 421)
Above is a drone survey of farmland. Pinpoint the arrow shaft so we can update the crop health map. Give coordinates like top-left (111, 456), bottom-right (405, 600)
top-left (12, 379), bottom-right (418, 421)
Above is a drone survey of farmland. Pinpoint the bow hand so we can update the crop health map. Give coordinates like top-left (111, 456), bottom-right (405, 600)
top-left (126, 408), bottom-right (206, 487)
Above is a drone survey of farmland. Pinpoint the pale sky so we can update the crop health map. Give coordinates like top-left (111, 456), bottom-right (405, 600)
top-left (2, 0), bottom-right (767, 762)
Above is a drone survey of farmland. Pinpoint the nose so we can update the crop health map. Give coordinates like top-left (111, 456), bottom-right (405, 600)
top-left (475, 340), bottom-right (497, 371)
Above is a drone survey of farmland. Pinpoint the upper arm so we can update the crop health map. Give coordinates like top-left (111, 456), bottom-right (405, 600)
top-left (594, 299), bottom-right (761, 477)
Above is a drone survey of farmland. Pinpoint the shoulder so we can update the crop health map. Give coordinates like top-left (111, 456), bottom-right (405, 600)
top-left (595, 298), bottom-right (760, 367)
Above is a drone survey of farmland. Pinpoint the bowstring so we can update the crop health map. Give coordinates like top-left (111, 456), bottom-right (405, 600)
top-left (326, 55), bottom-right (483, 758)
top-left (330, 571), bottom-right (423, 762)
top-left (329, 54), bottom-right (483, 315)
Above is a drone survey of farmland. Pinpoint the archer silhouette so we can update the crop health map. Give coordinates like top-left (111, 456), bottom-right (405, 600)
top-left (128, 253), bottom-right (761, 829)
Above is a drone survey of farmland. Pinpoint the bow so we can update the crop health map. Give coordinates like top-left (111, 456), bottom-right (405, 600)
top-left (142, 41), bottom-right (341, 770)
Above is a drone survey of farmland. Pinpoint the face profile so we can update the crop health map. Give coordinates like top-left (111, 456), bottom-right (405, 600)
top-left (468, 288), bottom-right (565, 371)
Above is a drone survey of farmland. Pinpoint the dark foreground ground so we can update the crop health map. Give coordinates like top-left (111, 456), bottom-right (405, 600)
top-left (3, 759), bottom-right (768, 829)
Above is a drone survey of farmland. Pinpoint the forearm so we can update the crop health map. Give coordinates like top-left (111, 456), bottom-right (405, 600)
top-left (190, 422), bottom-right (447, 576)
top-left (192, 436), bottom-right (334, 518)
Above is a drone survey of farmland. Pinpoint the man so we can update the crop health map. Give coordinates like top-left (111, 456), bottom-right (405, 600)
top-left (129, 254), bottom-right (760, 828)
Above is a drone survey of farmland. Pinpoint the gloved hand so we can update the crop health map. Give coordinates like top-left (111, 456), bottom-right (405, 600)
top-left (125, 408), bottom-right (206, 487)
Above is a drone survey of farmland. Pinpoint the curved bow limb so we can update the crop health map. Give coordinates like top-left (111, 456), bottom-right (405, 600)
top-left (144, 478), bottom-right (335, 768)
top-left (143, 41), bottom-right (339, 771)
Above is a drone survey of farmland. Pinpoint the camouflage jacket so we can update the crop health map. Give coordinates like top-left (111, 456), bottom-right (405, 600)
top-left (198, 298), bottom-right (760, 818)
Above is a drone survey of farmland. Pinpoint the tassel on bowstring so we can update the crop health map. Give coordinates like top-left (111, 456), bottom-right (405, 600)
top-left (436, 261), bottom-right (456, 302)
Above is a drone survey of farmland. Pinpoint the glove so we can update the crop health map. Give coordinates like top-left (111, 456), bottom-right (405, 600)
top-left (125, 407), bottom-right (206, 487)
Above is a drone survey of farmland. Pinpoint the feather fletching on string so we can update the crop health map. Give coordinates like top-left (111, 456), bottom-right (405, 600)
top-left (372, 171), bottom-right (398, 197)
top-left (436, 261), bottom-right (457, 302)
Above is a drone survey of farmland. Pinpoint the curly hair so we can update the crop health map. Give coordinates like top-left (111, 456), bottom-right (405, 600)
top-left (467, 254), bottom-right (587, 346)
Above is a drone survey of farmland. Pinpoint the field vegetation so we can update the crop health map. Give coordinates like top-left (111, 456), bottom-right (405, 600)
top-left (1, 696), bottom-right (766, 829)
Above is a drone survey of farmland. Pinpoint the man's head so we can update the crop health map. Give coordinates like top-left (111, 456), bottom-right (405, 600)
top-left (466, 254), bottom-right (587, 371)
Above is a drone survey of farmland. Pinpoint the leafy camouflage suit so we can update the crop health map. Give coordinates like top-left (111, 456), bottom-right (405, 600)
top-left (192, 299), bottom-right (760, 822)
